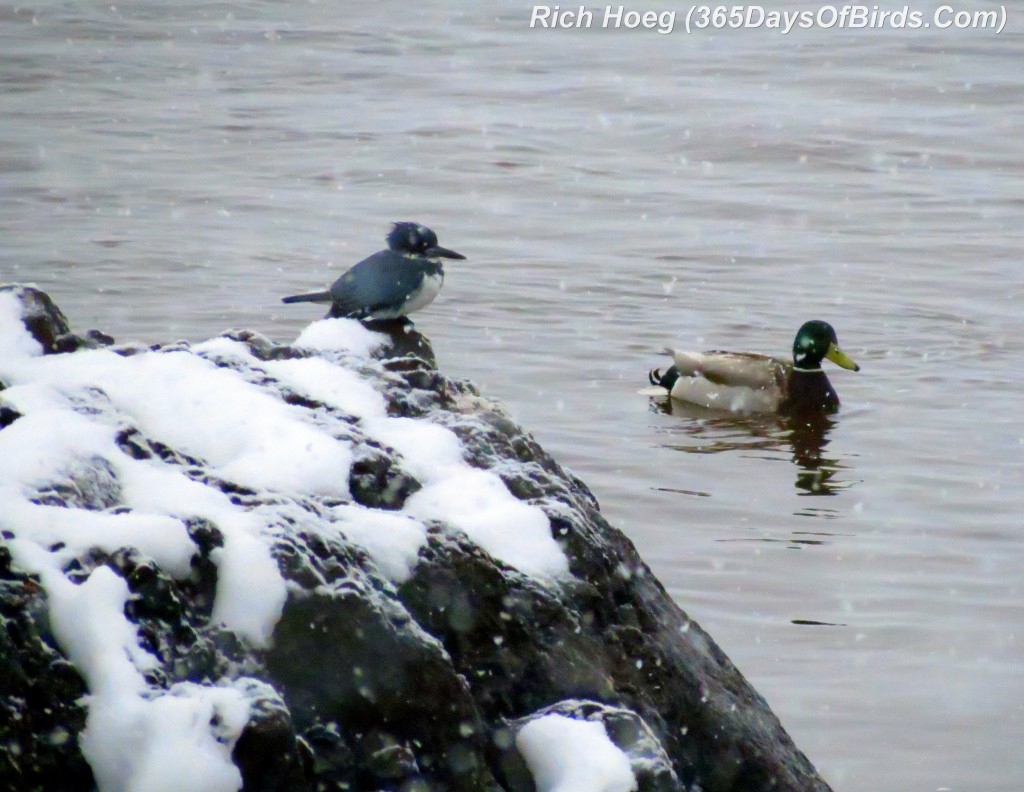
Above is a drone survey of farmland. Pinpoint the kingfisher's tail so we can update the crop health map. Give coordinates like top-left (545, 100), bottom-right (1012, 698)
top-left (281, 291), bottom-right (332, 304)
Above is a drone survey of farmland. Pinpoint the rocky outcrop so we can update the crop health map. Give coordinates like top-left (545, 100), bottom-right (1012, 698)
top-left (0, 285), bottom-right (832, 792)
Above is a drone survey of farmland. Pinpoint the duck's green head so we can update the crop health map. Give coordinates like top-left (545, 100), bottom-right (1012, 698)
top-left (793, 320), bottom-right (860, 371)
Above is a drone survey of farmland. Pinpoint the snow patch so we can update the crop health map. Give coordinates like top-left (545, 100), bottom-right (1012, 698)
top-left (331, 504), bottom-right (428, 583)
top-left (0, 409), bottom-right (197, 578)
top-left (516, 714), bottom-right (638, 792)
top-left (367, 416), bottom-right (465, 479)
top-left (366, 415), bottom-right (569, 579)
top-left (294, 317), bottom-right (388, 357)
top-left (405, 469), bottom-right (568, 579)
top-left (96, 350), bottom-right (353, 497)
top-left (263, 355), bottom-right (388, 419)
top-left (0, 290), bottom-right (44, 358)
top-left (114, 457), bottom-right (286, 646)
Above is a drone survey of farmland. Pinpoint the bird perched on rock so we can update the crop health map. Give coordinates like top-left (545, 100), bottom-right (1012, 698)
top-left (643, 320), bottom-right (860, 414)
top-left (281, 222), bottom-right (465, 320)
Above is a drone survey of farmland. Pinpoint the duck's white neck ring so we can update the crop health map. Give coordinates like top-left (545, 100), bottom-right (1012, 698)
top-left (793, 367), bottom-right (823, 373)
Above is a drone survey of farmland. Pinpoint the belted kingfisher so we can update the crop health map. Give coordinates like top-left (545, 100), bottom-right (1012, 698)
top-left (281, 222), bottom-right (466, 320)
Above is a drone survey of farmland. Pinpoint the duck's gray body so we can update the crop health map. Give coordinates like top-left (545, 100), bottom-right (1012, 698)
top-left (282, 222), bottom-right (464, 321)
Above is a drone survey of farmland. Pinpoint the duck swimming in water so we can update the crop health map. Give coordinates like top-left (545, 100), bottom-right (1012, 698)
top-left (643, 320), bottom-right (860, 414)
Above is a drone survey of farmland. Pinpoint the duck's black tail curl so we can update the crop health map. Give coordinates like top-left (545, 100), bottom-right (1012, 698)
top-left (648, 365), bottom-right (681, 392)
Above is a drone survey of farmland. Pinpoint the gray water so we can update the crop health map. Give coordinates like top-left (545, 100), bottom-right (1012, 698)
top-left (3, 2), bottom-right (1022, 789)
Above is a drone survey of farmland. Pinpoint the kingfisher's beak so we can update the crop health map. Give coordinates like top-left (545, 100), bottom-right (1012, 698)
top-left (826, 343), bottom-right (860, 371)
top-left (425, 246), bottom-right (466, 260)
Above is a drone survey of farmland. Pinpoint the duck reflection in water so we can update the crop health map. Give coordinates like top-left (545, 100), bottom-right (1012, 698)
top-left (650, 399), bottom-right (848, 497)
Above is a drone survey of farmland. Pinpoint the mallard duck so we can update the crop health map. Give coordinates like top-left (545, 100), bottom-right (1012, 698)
top-left (643, 320), bottom-right (860, 414)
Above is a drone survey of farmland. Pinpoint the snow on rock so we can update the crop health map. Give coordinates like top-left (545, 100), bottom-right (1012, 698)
top-left (114, 682), bottom-right (250, 792)
top-left (6, 541), bottom-right (248, 792)
top-left (0, 335), bottom-right (290, 646)
top-left (0, 290), bottom-right (45, 358)
top-left (510, 699), bottom-right (680, 792)
top-left (100, 349), bottom-right (353, 497)
top-left (403, 467), bottom-right (569, 578)
top-left (201, 333), bottom-right (571, 582)
top-left (0, 286), bottom-right (835, 792)
top-left (0, 286), bottom-right (569, 789)
top-left (517, 713), bottom-right (638, 792)
top-left (328, 503), bottom-right (427, 583)
top-left (191, 328), bottom-right (571, 582)
top-left (292, 316), bottom-right (388, 357)
top-left (0, 408), bottom-right (197, 579)
top-left (366, 415), bottom-right (570, 579)
top-left (0, 291), bottom-right (569, 654)
top-left (262, 356), bottom-right (388, 419)
top-left (107, 452), bottom-right (285, 646)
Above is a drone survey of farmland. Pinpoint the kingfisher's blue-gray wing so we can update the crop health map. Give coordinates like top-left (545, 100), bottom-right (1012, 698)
top-left (327, 250), bottom-right (432, 318)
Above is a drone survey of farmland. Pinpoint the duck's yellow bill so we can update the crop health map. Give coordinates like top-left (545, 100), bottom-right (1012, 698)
top-left (826, 343), bottom-right (860, 371)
